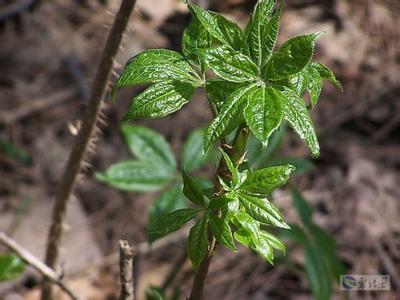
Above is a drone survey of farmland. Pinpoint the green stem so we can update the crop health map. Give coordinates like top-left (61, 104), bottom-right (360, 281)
top-left (188, 129), bottom-right (249, 300)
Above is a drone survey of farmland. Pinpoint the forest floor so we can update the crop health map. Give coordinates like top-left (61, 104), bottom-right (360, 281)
top-left (0, 0), bottom-right (399, 299)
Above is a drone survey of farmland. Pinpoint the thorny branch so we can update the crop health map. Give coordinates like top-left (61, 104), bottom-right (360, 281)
top-left (40, 0), bottom-right (137, 299)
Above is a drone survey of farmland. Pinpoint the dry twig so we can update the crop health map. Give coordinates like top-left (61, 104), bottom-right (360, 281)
top-left (41, 0), bottom-right (137, 299)
top-left (0, 231), bottom-right (79, 300)
top-left (119, 240), bottom-right (135, 300)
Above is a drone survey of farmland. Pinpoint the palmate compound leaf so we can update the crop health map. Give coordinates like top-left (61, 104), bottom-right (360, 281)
top-left (148, 208), bottom-right (200, 243)
top-left (113, 49), bottom-right (200, 95)
top-left (244, 86), bottom-right (284, 147)
top-left (203, 84), bottom-right (257, 154)
top-left (280, 86), bottom-right (320, 157)
top-left (240, 164), bottom-right (295, 196)
top-left (96, 160), bottom-right (174, 192)
top-left (121, 124), bottom-right (176, 170)
top-left (188, 3), bottom-right (244, 50)
top-left (123, 81), bottom-right (196, 120)
top-left (263, 32), bottom-right (325, 81)
top-left (205, 46), bottom-right (259, 83)
top-left (188, 213), bottom-right (209, 271)
top-left (244, 4), bottom-right (280, 67)
top-left (235, 192), bottom-right (290, 229)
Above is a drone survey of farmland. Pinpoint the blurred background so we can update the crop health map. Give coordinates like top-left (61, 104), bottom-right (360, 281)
top-left (0, 0), bottom-right (399, 299)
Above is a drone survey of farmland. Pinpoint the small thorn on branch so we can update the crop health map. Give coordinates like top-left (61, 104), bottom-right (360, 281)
top-left (119, 240), bottom-right (135, 300)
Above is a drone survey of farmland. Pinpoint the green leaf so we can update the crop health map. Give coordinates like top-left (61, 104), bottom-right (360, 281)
top-left (188, 214), bottom-right (209, 271)
top-left (245, 6), bottom-right (280, 67)
top-left (182, 16), bottom-right (212, 70)
top-left (291, 188), bottom-right (313, 225)
top-left (264, 32), bottom-right (324, 80)
top-left (281, 86), bottom-right (320, 157)
top-left (311, 62), bottom-right (342, 91)
top-left (237, 193), bottom-right (289, 228)
top-left (304, 245), bottom-right (332, 300)
top-left (148, 208), bottom-right (200, 242)
top-left (145, 286), bottom-right (164, 300)
top-left (205, 80), bottom-right (245, 112)
top-left (182, 170), bottom-right (206, 207)
top-left (0, 139), bottom-right (31, 165)
top-left (234, 230), bottom-right (252, 248)
top-left (236, 229), bottom-right (275, 264)
top-left (205, 46), bottom-right (259, 83)
top-left (121, 124), bottom-right (176, 170)
top-left (188, 3), bottom-right (244, 50)
top-left (123, 81), bottom-right (195, 120)
top-left (219, 148), bottom-right (239, 186)
top-left (234, 211), bottom-right (261, 242)
top-left (260, 231), bottom-right (285, 254)
top-left (240, 164), bottom-right (295, 196)
top-left (96, 160), bottom-right (173, 192)
top-left (149, 185), bottom-right (187, 226)
top-left (114, 49), bottom-right (199, 92)
top-left (252, 0), bottom-right (275, 17)
top-left (204, 84), bottom-right (257, 154)
top-left (244, 86), bottom-right (284, 146)
top-left (182, 129), bottom-right (205, 172)
top-left (246, 124), bottom-right (287, 168)
top-left (308, 223), bottom-right (346, 281)
top-left (208, 195), bottom-right (233, 209)
top-left (307, 66), bottom-right (323, 108)
top-left (209, 214), bottom-right (237, 251)
top-left (0, 254), bottom-right (26, 281)
top-left (288, 66), bottom-right (311, 96)
top-left (280, 223), bottom-right (308, 245)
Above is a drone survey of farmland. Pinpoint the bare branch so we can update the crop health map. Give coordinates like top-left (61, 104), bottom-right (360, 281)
top-left (119, 240), bottom-right (135, 300)
top-left (40, 0), bottom-right (137, 299)
top-left (0, 231), bottom-right (79, 300)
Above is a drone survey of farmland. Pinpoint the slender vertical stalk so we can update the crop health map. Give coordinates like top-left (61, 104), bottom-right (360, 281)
top-left (189, 128), bottom-right (249, 300)
top-left (119, 240), bottom-right (135, 300)
top-left (40, 1), bottom-right (137, 299)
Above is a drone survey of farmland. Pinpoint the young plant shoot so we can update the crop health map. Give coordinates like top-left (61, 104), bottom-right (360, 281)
top-left (107, 0), bottom-right (341, 298)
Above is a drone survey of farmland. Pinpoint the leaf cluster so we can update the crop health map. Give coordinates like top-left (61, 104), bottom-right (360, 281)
top-left (113, 0), bottom-right (341, 158)
top-left (105, 0), bottom-right (342, 271)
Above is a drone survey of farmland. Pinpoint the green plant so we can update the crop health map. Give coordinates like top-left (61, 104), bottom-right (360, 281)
top-left (97, 124), bottom-right (213, 227)
top-left (107, 0), bottom-right (341, 298)
top-left (0, 254), bottom-right (26, 281)
top-left (282, 189), bottom-right (345, 300)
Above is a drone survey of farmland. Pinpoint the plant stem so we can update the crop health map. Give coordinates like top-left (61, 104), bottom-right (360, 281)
top-left (189, 233), bottom-right (216, 300)
top-left (119, 240), bottom-right (135, 300)
top-left (189, 129), bottom-right (249, 300)
top-left (40, 1), bottom-right (137, 299)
